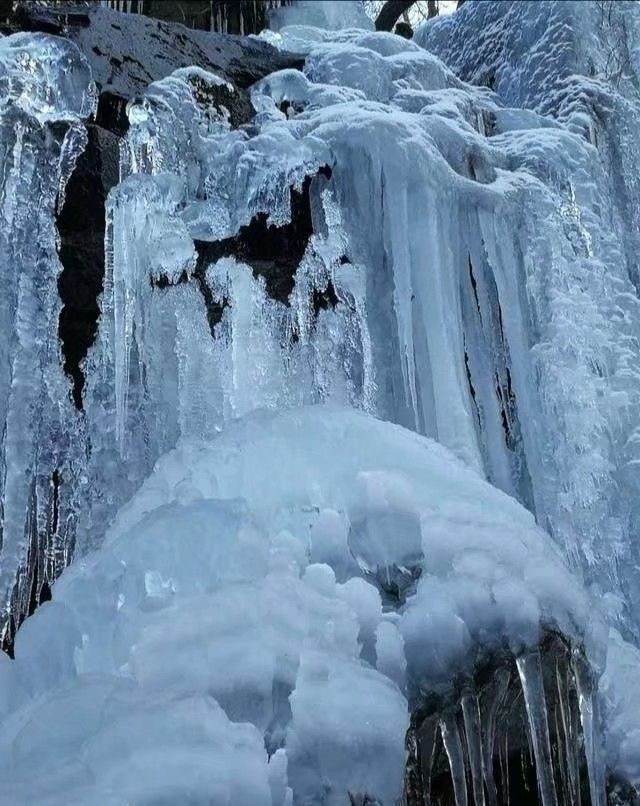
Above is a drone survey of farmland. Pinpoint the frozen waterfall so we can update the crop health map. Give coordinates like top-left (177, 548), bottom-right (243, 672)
top-left (0, 0), bottom-right (639, 803)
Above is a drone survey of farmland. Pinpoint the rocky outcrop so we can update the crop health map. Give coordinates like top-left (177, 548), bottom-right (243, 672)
top-left (13, 1), bottom-right (303, 135)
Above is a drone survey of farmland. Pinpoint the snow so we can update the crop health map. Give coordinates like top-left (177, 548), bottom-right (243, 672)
top-left (0, 405), bottom-right (601, 804)
top-left (602, 629), bottom-right (640, 786)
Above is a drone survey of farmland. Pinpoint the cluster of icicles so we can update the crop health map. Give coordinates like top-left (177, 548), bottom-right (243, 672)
top-left (407, 637), bottom-right (604, 806)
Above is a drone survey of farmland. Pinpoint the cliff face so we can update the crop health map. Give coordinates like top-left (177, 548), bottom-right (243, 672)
top-left (104, 0), bottom-right (290, 36)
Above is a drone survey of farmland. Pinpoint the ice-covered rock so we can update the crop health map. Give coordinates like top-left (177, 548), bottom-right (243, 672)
top-left (417, 0), bottom-right (640, 634)
top-left (72, 3), bottom-right (640, 649)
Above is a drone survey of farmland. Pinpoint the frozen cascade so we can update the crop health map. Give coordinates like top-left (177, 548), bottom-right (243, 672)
top-left (516, 650), bottom-right (558, 806)
top-left (416, 0), bottom-right (640, 640)
top-left (0, 0), bottom-right (638, 803)
top-left (0, 32), bottom-right (96, 642)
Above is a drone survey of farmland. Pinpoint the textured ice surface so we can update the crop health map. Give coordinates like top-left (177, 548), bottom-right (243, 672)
top-left (602, 630), bottom-right (640, 786)
top-left (417, 0), bottom-right (640, 630)
top-left (0, 405), bottom-right (601, 804)
top-left (0, 33), bottom-right (96, 623)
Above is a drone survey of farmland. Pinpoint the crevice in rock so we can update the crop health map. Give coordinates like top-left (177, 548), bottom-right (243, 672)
top-left (468, 255), bottom-right (481, 318)
top-left (312, 278), bottom-right (339, 316)
top-left (57, 124), bottom-right (120, 409)
top-left (194, 165), bottom-right (332, 305)
top-left (95, 90), bottom-right (130, 136)
top-left (464, 344), bottom-right (481, 426)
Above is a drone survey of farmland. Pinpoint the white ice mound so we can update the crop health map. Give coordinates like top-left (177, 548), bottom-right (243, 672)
top-left (0, 406), bottom-right (601, 805)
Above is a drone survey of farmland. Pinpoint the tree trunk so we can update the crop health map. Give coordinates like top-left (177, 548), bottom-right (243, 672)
top-left (375, 0), bottom-right (415, 31)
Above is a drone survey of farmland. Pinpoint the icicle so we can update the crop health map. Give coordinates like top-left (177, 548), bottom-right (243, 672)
top-left (440, 714), bottom-right (468, 806)
top-left (480, 667), bottom-right (510, 806)
top-left (111, 195), bottom-right (136, 453)
top-left (461, 689), bottom-right (486, 806)
top-left (56, 120), bottom-right (87, 213)
top-left (516, 650), bottom-right (558, 806)
top-left (573, 654), bottom-right (606, 806)
top-left (555, 661), bottom-right (580, 806)
top-left (500, 728), bottom-right (510, 806)
top-left (417, 715), bottom-right (439, 803)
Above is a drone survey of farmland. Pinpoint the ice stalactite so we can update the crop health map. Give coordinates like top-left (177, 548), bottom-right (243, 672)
top-left (0, 34), bottom-right (96, 647)
top-left (78, 64), bottom-right (376, 546)
top-left (517, 650), bottom-right (558, 806)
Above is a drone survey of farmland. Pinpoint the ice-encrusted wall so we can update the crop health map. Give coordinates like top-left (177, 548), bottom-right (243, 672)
top-left (416, 0), bottom-right (640, 636)
top-left (72, 0), bottom-right (640, 643)
top-left (0, 0), bottom-right (640, 801)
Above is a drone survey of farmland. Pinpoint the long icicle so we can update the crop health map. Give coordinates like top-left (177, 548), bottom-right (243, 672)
top-left (440, 714), bottom-right (468, 806)
top-left (573, 653), bottom-right (606, 806)
top-left (516, 649), bottom-right (558, 806)
top-left (461, 689), bottom-right (486, 806)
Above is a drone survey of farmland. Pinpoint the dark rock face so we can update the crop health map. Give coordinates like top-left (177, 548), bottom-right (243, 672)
top-left (153, 165), bottom-right (336, 337)
top-left (194, 166), bottom-right (333, 307)
top-left (57, 125), bottom-right (119, 409)
top-left (14, 2), bottom-right (303, 135)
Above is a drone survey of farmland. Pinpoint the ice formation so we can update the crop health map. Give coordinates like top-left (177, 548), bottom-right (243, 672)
top-left (0, 405), bottom-right (605, 804)
top-left (0, 0), bottom-right (639, 802)
top-left (0, 32), bottom-right (96, 642)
